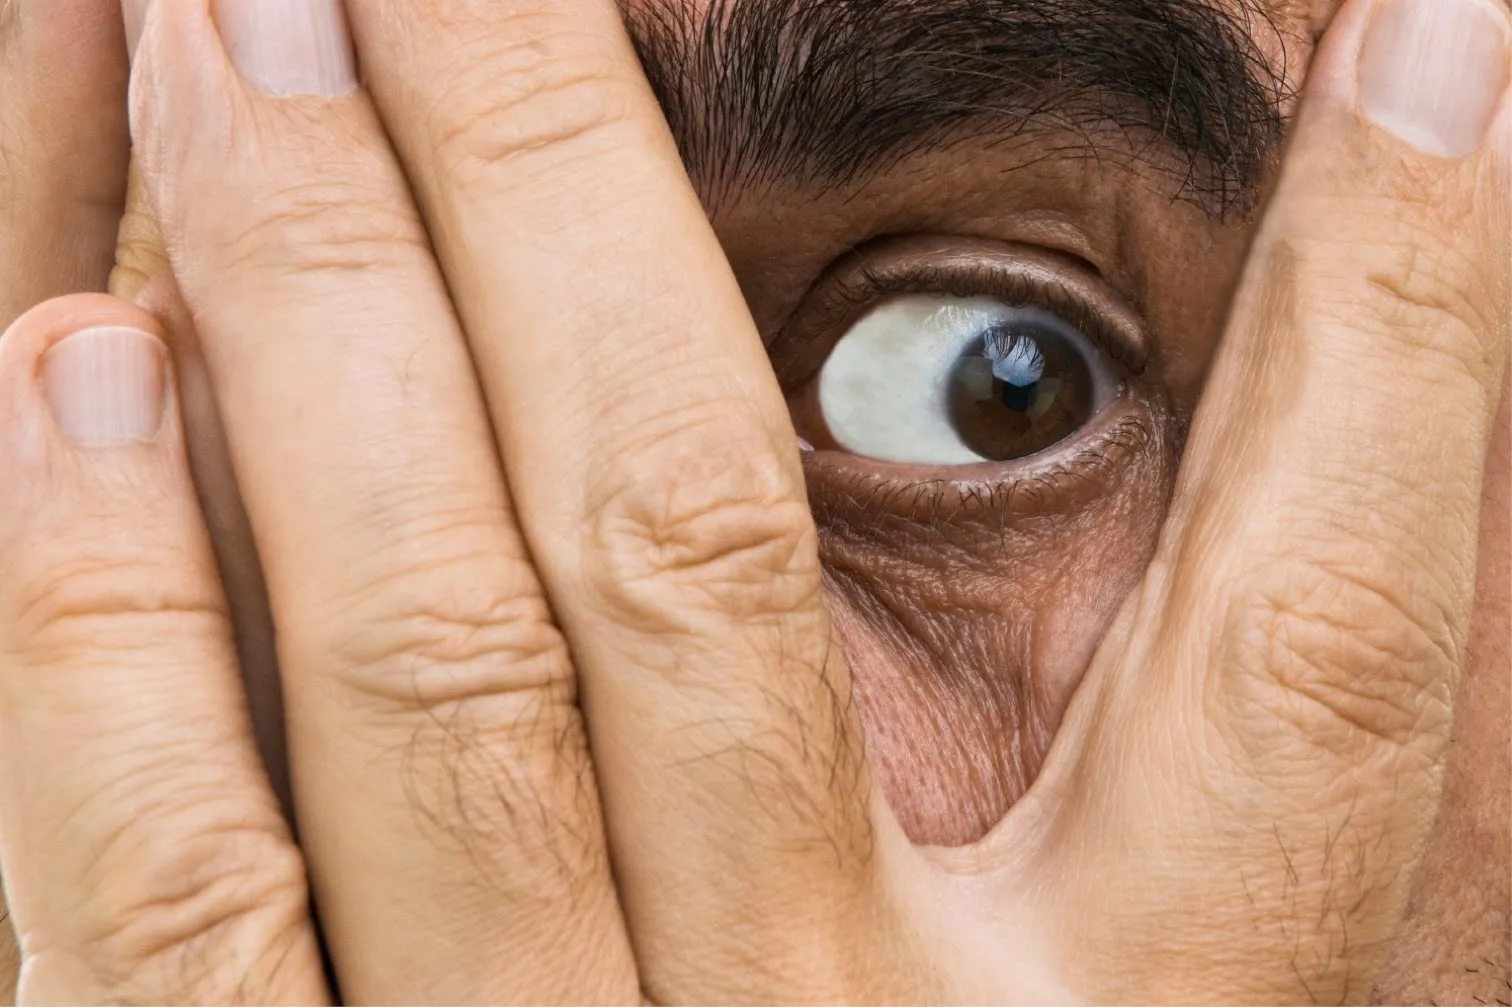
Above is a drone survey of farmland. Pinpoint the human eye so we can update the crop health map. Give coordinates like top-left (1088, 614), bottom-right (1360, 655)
top-left (811, 287), bottom-right (1125, 466)
top-left (779, 236), bottom-right (1158, 526)
top-left (628, 0), bottom-right (1281, 846)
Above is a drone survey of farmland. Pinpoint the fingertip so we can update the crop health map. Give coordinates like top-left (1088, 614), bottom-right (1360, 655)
top-left (128, 0), bottom-right (248, 206)
top-left (0, 294), bottom-right (175, 454)
top-left (1311, 0), bottom-right (1512, 160)
top-left (0, 296), bottom-right (202, 629)
top-left (1, 293), bottom-right (166, 384)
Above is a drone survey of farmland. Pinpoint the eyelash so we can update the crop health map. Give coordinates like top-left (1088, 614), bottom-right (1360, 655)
top-left (792, 254), bottom-right (1148, 379)
top-left (782, 240), bottom-right (1162, 533)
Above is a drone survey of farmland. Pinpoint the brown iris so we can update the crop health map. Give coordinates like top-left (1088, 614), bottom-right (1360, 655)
top-left (945, 324), bottom-right (1095, 461)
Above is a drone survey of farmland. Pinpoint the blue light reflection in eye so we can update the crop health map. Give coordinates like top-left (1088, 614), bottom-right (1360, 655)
top-left (985, 326), bottom-right (1046, 387)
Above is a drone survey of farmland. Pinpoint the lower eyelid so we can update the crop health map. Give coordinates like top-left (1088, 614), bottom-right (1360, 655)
top-left (801, 396), bottom-right (1163, 535)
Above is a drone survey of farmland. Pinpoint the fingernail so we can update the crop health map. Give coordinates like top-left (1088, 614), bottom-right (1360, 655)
top-left (213, 0), bottom-right (358, 97)
top-left (1359, 0), bottom-right (1511, 157)
top-left (42, 328), bottom-right (168, 447)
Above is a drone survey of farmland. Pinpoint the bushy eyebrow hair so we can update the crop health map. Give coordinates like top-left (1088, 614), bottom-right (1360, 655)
top-left (625, 0), bottom-right (1290, 215)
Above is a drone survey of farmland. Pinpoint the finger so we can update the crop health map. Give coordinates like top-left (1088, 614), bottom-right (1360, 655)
top-left (0, 294), bottom-right (326, 1004)
top-left (108, 163), bottom-right (171, 302)
top-left (1373, 375), bottom-right (1510, 1004)
top-left (345, 3), bottom-right (908, 1000)
top-left (108, 103), bottom-right (289, 825)
top-left (127, 3), bottom-right (637, 1001)
top-left (0, 0), bottom-right (129, 328)
top-left (1018, 0), bottom-right (1512, 1000)
top-left (139, 273), bottom-right (294, 822)
top-left (114, 13), bottom-right (288, 816)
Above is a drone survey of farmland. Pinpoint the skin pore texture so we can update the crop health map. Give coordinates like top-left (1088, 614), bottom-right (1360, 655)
top-left (0, 0), bottom-right (1506, 1002)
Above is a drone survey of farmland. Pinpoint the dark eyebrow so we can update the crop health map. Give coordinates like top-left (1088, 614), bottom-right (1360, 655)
top-left (625, 0), bottom-right (1289, 215)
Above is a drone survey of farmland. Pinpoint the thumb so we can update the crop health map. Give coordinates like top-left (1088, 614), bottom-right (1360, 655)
top-left (0, 295), bottom-right (326, 1003)
top-left (1019, 0), bottom-right (1511, 1001)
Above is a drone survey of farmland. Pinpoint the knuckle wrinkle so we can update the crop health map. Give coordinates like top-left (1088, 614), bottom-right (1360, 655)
top-left (1219, 559), bottom-right (1458, 756)
top-left (424, 26), bottom-right (640, 190)
top-left (586, 451), bottom-right (822, 628)
top-left (71, 825), bottom-right (311, 1003)
top-left (320, 573), bottom-right (572, 716)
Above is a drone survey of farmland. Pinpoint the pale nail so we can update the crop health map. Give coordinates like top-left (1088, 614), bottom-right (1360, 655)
top-left (42, 328), bottom-right (168, 447)
top-left (1359, 0), bottom-right (1511, 157)
top-left (212, 0), bottom-right (358, 97)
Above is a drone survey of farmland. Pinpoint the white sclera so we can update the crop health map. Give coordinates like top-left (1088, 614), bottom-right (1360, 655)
top-left (817, 295), bottom-right (1109, 465)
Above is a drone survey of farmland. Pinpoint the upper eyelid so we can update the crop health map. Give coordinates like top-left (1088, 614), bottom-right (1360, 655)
top-left (773, 238), bottom-right (1152, 385)
top-left (835, 263), bottom-right (1148, 376)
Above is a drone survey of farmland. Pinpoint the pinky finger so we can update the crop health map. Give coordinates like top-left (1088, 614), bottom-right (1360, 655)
top-left (0, 295), bottom-right (327, 1004)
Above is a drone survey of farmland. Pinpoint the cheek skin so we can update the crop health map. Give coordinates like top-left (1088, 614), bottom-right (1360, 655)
top-left (814, 421), bottom-right (1178, 847)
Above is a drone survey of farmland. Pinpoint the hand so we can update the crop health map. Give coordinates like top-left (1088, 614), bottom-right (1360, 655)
top-left (0, 0), bottom-right (1506, 1003)
top-left (0, 1), bottom-right (131, 995)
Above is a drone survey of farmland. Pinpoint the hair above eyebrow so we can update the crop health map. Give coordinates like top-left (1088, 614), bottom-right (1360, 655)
top-left (625, 0), bottom-right (1290, 215)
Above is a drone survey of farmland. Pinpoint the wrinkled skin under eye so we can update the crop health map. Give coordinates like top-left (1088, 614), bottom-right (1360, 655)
top-left (816, 296), bottom-right (1121, 465)
top-left (763, 238), bottom-right (1180, 845)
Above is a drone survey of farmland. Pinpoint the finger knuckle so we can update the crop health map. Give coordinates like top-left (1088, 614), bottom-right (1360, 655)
top-left (423, 23), bottom-right (641, 195)
top-left (585, 442), bottom-right (822, 629)
top-left (309, 552), bottom-right (599, 894)
top-left (1361, 239), bottom-right (1499, 373)
top-left (10, 549), bottom-right (226, 668)
top-left (70, 824), bottom-right (310, 1002)
top-left (316, 555), bottom-right (573, 718)
top-left (1218, 558), bottom-right (1457, 758)
top-left (218, 174), bottom-right (428, 280)
top-left (1291, 220), bottom-right (1504, 383)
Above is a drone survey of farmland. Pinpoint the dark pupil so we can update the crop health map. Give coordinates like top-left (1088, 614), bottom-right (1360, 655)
top-left (1001, 382), bottom-right (1037, 412)
top-left (944, 324), bottom-right (1095, 461)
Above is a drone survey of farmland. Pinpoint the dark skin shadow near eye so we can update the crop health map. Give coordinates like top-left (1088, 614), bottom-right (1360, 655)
top-left (699, 142), bottom-right (1256, 844)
